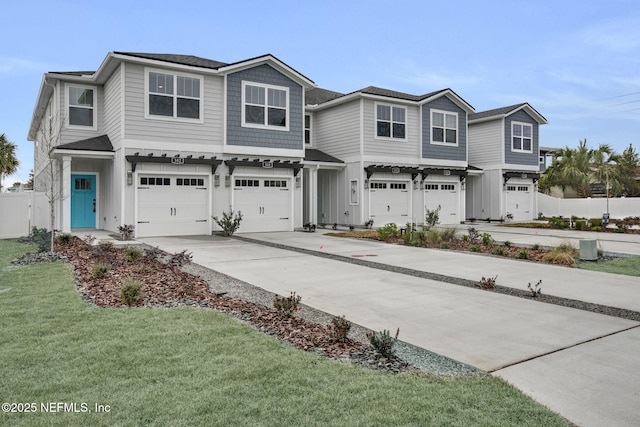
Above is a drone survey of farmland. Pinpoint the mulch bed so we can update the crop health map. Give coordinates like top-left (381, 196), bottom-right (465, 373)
top-left (52, 237), bottom-right (413, 371)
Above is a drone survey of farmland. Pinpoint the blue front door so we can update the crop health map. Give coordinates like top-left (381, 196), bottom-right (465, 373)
top-left (71, 174), bottom-right (96, 228)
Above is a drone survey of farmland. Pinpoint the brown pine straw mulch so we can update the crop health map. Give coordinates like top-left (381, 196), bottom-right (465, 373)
top-left (55, 237), bottom-right (366, 360)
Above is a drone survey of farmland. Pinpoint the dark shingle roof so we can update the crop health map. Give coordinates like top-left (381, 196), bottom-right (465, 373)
top-left (56, 135), bottom-right (114, 151)
top-left (304, 148), bottom-right (344, 164)
top-left (306, 88), bottom-right (344, 105)
top-left (114, 52), bottom-right (228, 69)
top-left (469, 103), bottom-right (528, 121)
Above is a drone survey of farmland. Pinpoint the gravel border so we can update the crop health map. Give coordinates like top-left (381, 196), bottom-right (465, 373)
top-left (183, 260), bottom-right (482, 376)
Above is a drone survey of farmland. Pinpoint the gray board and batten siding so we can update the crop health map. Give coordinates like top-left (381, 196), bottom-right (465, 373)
top-left (503, 109), bottom-right (539, 166)
top-left (421, 96), bottom-right (467, 162)
top-left (226, 64), bottom-right (304, 150)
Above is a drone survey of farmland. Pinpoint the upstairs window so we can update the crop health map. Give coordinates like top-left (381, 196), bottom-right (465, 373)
top-left (305, 115), bottom-right (311, 144)
top-left (242, 82), bottom-right (289, 130)
top-left (147, 70), bottom-right (202, 120)
top-left (431, 110), bottom-right (457, 145)
top-left (512, 122), bottom-right (533, 152)
top-left (67, 85), bottom-right (96, 128)
top-left (376, 104), bottom-right (406, 139)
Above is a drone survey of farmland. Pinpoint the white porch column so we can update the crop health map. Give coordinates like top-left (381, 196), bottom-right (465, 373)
top-left (310, 166), bottom-right (318, 225)
top-left (61, 155), bottom-right (72, 232)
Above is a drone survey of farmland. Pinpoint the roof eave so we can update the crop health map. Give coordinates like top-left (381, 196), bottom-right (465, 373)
top-left (219, 54), bottom-right (316, 88)
top-left (419, 89), bottom-right (475, 113)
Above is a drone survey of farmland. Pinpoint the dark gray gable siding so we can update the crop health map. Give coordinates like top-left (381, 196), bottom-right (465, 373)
top-left (227, 64), bottom-right (303, 150)
top-left (504, 109), bottom-right (539, 166)
top-left (421, 96), bottom-right (467, 161)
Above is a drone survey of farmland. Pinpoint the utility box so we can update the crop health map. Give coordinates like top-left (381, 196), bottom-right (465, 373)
top-left (579, 239), bottom-right (598, 261)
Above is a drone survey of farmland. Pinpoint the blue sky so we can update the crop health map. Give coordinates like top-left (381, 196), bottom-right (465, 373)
top-left (2, 0), bottom-right (639, 187)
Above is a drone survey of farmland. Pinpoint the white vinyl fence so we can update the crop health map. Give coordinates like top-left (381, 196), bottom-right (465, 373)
top-left (538, 193), bottom-right (640, 219)
top-left (0, 192), bottom-right (49, 238)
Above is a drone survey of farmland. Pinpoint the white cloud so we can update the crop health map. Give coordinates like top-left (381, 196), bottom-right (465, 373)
top-left (576, 16), bottom-right (640, 53)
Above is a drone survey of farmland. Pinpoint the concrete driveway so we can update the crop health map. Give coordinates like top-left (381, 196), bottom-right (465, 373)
top-left (141, 230), bottom-right (640, 427)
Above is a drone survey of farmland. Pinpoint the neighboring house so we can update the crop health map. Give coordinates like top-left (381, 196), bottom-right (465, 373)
top-left (539, 146), bottom-right (558, 171)
top-left (467, 103), bottom-right (548, 221)
top-left (304, 86), bottom-right (475, 227)
top-left (28, 52), bottom-right (315, 237)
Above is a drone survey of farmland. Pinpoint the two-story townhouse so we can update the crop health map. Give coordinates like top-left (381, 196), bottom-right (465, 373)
top-left (28, 52), bottom-right (315, 237)
top-left (467, 103), bottom-right (547, 221)
top-left (304, 86), bottom-right (475, 227)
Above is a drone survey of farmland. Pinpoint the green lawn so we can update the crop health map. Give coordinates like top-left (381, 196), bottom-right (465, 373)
top-left (578, 256), bottom-right (640, 277)
top-left (0, 240), bottom-right (569, 426)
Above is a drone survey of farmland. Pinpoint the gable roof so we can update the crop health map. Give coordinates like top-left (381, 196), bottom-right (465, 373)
top-left (114, 52), bottom-right (228, 69)
top-left (307, 86), bottom-right (474, 113)
top-left (469, 103), bottom-right (547, 124)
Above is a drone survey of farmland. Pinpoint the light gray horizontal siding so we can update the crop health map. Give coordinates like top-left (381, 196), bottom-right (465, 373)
top-left (103, 64), bottom-right (121, 148)
top-left (313, 99), bottom-right (361, 159)
top-left (504, 110), bottom-right (539, 166)
top-left (59, 82), bottom-right (105, 145)
top-left (363, 99), bottom-right (420, 159)
top-left (421, 96), bottom-right (467, 162)
top-left (226, 64), bottom-right (303, 150)
top-left (123, 63), bottom-right (224, 145)
top-left (468, 120), bottom-right (502, 166)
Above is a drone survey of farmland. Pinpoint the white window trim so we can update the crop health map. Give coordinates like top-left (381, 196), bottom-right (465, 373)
top-left (430, 109), bottom-right (458, 147)
top-left (65, 84), bottom-right (98, 130)
top-left (374, 102), bottom-right (407, 141)
top-left (349, 179), bottom-right (359, 205)
top-left (241, 81), bottom-right (290, 131)
top-left (144, 67), bottom-right (204, 123)
top-left (305, 114), bottom-right (312, 145)
top-left (511, 121), bottom-right (533, 153)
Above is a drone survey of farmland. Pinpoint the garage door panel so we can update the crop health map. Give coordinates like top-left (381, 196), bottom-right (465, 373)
top-left (425, 182), bottom-right (459, 225)
top-left (506, 185), bottom-right (531, 221)
top-left (234, 178), bottom-right (292, 233)
top-left (137, 175), bottom-right (209, 237)
top-left (370, 181), bottom-right (410, 226)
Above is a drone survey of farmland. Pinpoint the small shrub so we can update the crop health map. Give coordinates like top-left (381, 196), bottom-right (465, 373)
top-left (273, 292), bottom-right (301, 317)
top-left (213, 208), bottom-right (243, 236)
top-left (167, 250), bottom-right (193, 269)
top-left (91, 263), bottom-right (111, 278)
top-left (83, 234), bottom-right (96, 245)
top-left (590, 218), bottom-right (603, 227)
top-left (477, 275), bottom-right (497, 290)
top-left (98, 240), bottom-right (114, 251)
top-left (412, 230), bottom-right (427, 245)
top-left (493, 247), bottom-right (505, 256)
top-left (117, 224), bottom-right (135, 241)
top-left (503, 241), bottom-right (512, 247)
top-left (402, 222), bottom-right (416, 244)
top-left (144, 246), bottom-right (165, 262)
top-left (461, 235), bottom-right (470, 242)
top-left (367, 328), bottom-right (399, 358)
top-left (327, 315), bottom-right (352, 342)
top-left (542, 242), bottom-right (578, 266)
top-left (440, 242), bottom-right (450, 249)
top-left (518, 250), bottom-right (530, 259)
top-left (469, 245), bottom-right (480, 252)
top-left (121, 278), bottom-right (144, 305)
top-left (18, 227), bottom-right (51, 253)
top-left (124, 246), bottom-right (142, 262)
top-left (527, 280), bottom-right (542, 297)
top-left (467, 227), bottom-right (480, 242)
top-left (532, 244), bottom-right (541, 250)
top-left (440, 228), bottom-right (457, 242)
top-left (425, 206), bottom-right (441, 229)
top-left (425, 229), bottom-right (442, 245)
top-left (56, 233), bottom-right (73, 243)
top-left (377, 223), bottom-right (399, 240)
top-left (480, 232), bottom-right (494, 246)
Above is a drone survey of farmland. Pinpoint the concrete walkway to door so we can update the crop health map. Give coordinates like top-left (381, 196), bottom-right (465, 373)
top-left (140, 228), bottom-right (640, 427)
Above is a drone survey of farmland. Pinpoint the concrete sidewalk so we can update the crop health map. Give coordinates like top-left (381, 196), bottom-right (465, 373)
top-left (140, 230), bottom-right (640, 427)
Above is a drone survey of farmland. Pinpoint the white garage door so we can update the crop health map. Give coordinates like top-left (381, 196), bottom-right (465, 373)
top-left (506, 184), bottom-right (532, 221)
top-left (425, 182), bottom-right (459, 225)
top-left (369, 181), bottom-right (410, 227)
top-left (233, 177), bottom-right (292, 233)
top-left (137, 175), bottom-right (209, 237)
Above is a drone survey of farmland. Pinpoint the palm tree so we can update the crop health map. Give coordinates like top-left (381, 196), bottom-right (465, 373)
top-left (0, 133), bottom-right (19, 191)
